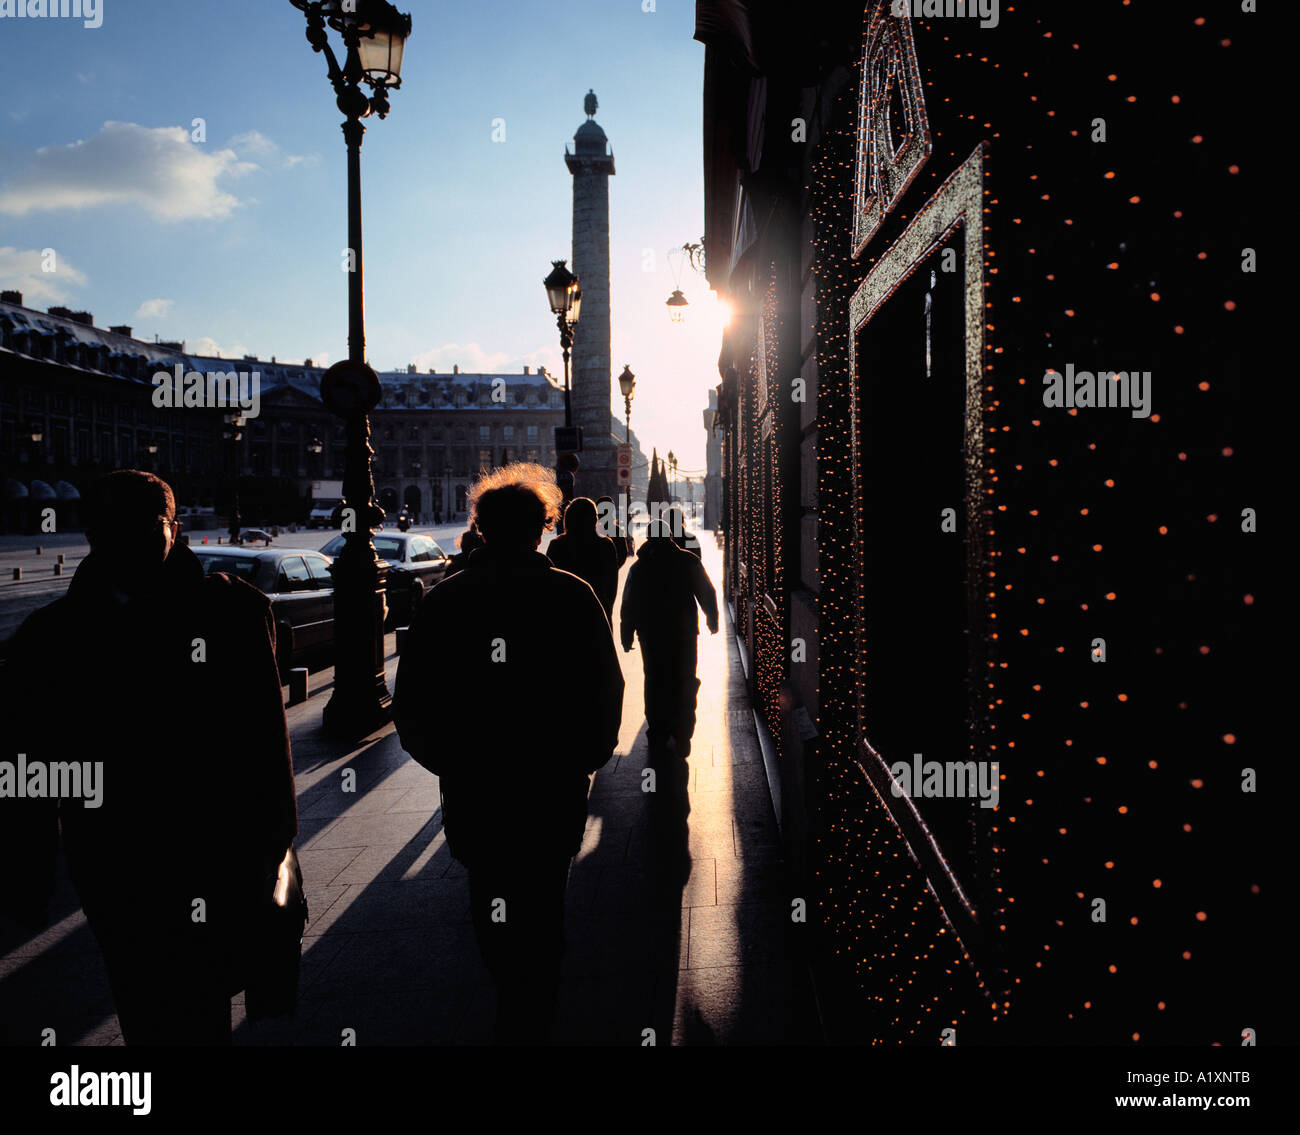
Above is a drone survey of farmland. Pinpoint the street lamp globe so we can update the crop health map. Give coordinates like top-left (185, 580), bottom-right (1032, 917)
top-left (354, 1), bottom-right (411, 87)
top-left (544, 259), bottom-right (581, 323)
top-left (666, 288), bottom-right (689, 322)
top-left (618, 364), bottom-right (636, 401)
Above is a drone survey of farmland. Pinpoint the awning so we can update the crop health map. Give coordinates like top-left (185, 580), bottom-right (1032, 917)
top-left (695, 0), bottom-right (758, 71)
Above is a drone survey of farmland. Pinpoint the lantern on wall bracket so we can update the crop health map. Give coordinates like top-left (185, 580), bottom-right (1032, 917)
top-left (664, 239), bottom-right (705, 324)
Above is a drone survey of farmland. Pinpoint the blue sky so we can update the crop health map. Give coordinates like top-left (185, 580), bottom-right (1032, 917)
top-left (0, 0), bottom-right (724, 474)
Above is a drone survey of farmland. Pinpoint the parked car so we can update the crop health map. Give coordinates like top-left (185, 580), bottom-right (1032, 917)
top-left (192, 546), bottom-right (335, 678)
top-left (237, 528), bottom-right (275, 545)
top-left (319, 531), bottom-right (450, 626)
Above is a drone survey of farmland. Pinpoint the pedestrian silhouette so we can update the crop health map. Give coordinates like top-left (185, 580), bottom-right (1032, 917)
top-left (595, 494), bottom-right (632, 569)
top-left (664, 505), bottom-right (702, 558)
top-left (547, 496), bottom-right (619, 623)
top-left (620, 518), bottom-right (718, 759)
top-left (393, 463), bottom-right (624, 1044)
top-left (0, 470), bottom-right (301, 1045)
top-left (444, 525), bottom-right (484, 577)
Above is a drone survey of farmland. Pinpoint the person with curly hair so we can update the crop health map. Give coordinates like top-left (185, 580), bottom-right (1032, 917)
top-left (393, 462), bottom-right (624, 1043)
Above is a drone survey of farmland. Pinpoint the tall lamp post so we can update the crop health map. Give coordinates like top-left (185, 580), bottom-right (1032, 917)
top-left (290, 0), bottom-right (412, 739)
top-left (543, 259), bottom-right (581, 428)
top-left (222, 413), bottom-right (243, 544)
top-left (617, 364), bottom-right (636, 536)
top-left (667, 450), bottom-right (677, 504)
top-left (544, 259), bottom-right (581, 523)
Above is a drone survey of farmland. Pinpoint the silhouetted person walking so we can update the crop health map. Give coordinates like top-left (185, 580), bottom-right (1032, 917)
top-left (444, 526), bottom-right (483, 578)
top-left (665, 505), bottom-right (702, 558)
top-left (595, 494), bottom-right (632, 569)
top-left (547, 496), bottom-right (619, 622)
top-left (1, 470), bottom-right (300, 1045)
top-left (620, 518), bottom-right (718, 759)
top-left (393, 463), bottom-right (624, 1044)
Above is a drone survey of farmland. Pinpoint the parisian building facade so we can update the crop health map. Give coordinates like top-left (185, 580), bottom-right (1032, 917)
top-left (0, 292), bottom-right (649, 532)
top-left (698, 0), bottom-right (1257, 1044)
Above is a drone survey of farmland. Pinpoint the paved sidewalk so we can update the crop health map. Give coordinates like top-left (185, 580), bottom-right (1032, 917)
top-left (0, 534), bottom-right (820, 1046)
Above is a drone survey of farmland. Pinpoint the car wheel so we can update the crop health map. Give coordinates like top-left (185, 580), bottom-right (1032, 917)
top-left (275, 623), bottom-right (294, 681)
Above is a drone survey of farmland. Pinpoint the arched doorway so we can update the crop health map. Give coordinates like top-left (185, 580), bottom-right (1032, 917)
top-left (454, 483), bottom-right (468, 516)
top-left (378, 486), bottom-right (399, 521)
top-left (403, 485), bottom-right (422, 523)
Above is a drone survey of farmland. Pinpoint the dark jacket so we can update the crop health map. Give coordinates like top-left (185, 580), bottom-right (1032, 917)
top-left (608, 525), bottom-right (631, 569)
top-left (1, 543), bottom-right (298, 944)
top-left (620, 537), bottom-right (719, 652)
top-left (392, 544), bottom-right (624, 866)
top-left (546, 531), bottom-right (619, 622)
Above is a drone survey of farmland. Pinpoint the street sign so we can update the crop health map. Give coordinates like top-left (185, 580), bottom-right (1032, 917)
top-left (555, 425), bottom-right (583, 453)
top-left (616, 443), bottom-right (632, 486)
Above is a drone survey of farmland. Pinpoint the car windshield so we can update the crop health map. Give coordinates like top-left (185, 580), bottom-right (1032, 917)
top-left (195, 554), bottom-right (259, 582)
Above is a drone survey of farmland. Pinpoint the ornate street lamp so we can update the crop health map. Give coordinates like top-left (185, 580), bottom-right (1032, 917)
top-left (665, 289), bottom-right (689, 322)
top-left (543, 259), bottom-right (581, 428)
top-left (665, 240), bottom-right (704, 323)
top-left (290, 0), bottom-right (412, 739)
top-left (223, 413), bottom-right (244, 544)
top-left (617, 363), bottom-right (636, 536)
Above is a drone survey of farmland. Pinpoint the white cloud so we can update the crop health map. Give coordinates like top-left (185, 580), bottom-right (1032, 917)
top-left (188, 336), bottom-right (251, 360)
top-left (0, 245), bottom-right (88, 305)
top-left (134, 298), bottom-right (173, 320)
top-left (409, 341), bottom-right (559, 376)
top-left (229, 130), bottom-right (316, 170)
top-left (0, 121), bottom-right (257, 221)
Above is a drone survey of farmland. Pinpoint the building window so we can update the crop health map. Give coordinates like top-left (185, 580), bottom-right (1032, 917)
top-left (478, 447), bottom-right (493, 470)
top-left (478, 425), bottom-right (491, 442)
top-left (526, 425), bottom-right (539, 442)
top-left (503, 424), bottom-right (515, 441)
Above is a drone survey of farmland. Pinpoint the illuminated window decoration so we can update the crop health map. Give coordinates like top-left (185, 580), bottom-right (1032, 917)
top-left (852, 3), bottom-right (932, 257)
top-left (846, 142), bottom-right (990, 940)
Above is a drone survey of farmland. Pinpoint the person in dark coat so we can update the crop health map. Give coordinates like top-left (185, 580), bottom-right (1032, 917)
top-left (546, 496), bottom-right (619, 623)
top-left (393, 463), bottom-right (624, 1044)
top-left (0, 470), bottom-right (299, 1045)
top-left (665, 505), bottom-right (702, 558)
top-left (444, 525), bottom-right (483, 578)
top-left (620, 518), bottom-right (718, 759)
top-left (595, 494), bottom-right (632, 569)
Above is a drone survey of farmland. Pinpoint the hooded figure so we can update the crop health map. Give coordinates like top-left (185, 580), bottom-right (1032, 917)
top-left (619, 519), bottom-right (719, 758)
top-left (1, 470), bottom-right (299, 1045)
top-left (546, 496), bottom-right (619, 622)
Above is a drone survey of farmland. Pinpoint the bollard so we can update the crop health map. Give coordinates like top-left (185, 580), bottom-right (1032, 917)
top-left (395, 626), bottom-right (410, 654)
top-left (35, 546), bottom-right (42, 555)
top-left (12, 568), bottom-right (20, 581)
top-left (288, 667), bottom-right (309, 706)
top-left (53, 563), bottom-right (63, 576)
top-left (57, 554), bottom-right (65, 565)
